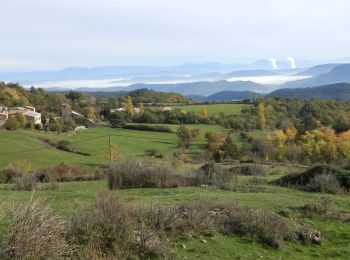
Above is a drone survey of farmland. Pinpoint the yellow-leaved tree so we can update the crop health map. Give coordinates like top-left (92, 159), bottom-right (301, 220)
top-left (105, 143), bottom-right (119, 163)
top-left (257, 103), bottom-right (266, 131)
top-left (337, 130), bottom-right (350, 160)
top-left (199, 105), bottom-right (208, 118)
top-left (126, 96), bottom-right (134, 117)
top-left (274, 130), bottom-right (287, 161)
top-left (285, 126), bottom-right (298, 142)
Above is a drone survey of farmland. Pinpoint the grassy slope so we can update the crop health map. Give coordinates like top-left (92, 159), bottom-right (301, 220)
top-left (170, 103), bottom-right (252, 116)
top-left (0, 180), bottom-right (349, 259)
top-left (0, 124), bottom-right (228, 169)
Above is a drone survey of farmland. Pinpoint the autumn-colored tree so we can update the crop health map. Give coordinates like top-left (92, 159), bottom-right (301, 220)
top-left (285, 126), bottom-right (298, 142)
top-left (140, 102), bottom-right (145, 113)
top-left (274, 130), bottom-right (287, 161)
top-left (83, 106), bottom-right (95, 119)
top-left (126, 96), bottom-right (134, 117)
top-left (257, 103), bottom-right (266, 131)
top-left (337, 130), bottom-right (350, 160)
top-left (199, 105), bottom-right (208, 118)
top-left (105, 143), bottom-right (119, 163)
top-left (205, 132), bottom-right (227, 152)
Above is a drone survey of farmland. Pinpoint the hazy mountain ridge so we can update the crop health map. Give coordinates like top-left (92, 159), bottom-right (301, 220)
top-left (269, 83), bottom-right (350, 100)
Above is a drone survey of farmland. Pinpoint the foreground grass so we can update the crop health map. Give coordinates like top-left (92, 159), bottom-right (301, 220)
top-left (0, 180), bottom-right (349, 259)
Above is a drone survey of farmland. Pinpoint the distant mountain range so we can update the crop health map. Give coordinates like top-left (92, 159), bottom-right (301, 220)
top-left (81, 83), bottom-right (350, 102)
top-left (283, 64), bottom-right (350, 88)
top-left (74, 80), bottom-right (268, 96)
top-left (268, 83), bottom-right (350, 101)
top-left (188, 91), bottom-right (264, 102)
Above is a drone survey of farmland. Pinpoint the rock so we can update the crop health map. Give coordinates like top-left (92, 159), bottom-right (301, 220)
top-left (310, 231), bottom-right (322, 244)
top-left (201, 239), bottom-right (207, 244)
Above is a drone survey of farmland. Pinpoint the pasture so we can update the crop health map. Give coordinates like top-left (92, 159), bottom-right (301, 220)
top-left (0, 125), bottom-right (229, 169)
top-left (170, 103), bottom-right (252, 116)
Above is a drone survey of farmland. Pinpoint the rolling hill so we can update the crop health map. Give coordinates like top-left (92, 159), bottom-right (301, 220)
top-left (188, 90), bottom-right (264, 102)
top-left (297, 63), bottom-right (340, 76)
top-left (269, 83), bottom-right (350, 100)
top-left (76, 80), bottom-right (267, 96)
top-left (283, 63), bottom-right (350, 88)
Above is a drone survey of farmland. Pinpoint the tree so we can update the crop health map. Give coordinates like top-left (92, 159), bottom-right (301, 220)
top-left (140, 102), bottom-right (145, 113)
top-left (221, 135), bottom-right (239, 159)
top-left (257, 103), bottom-right (266, 131)
top-left (83, 106), bottom-right (95, 119)
top-left (15, 113), bottom-right (27, 128)
top-left (176, 125), bottom-right (192, 148)
top-left (199, 105), bottom-right (208, 118)
top-left (105, 143), bottom-right (118, 163)
top-left (205, 132), bottom-right (227, 152)
top-left (285, 126), bottom-right (298, 142)
top-left (274, 130), bottom-right (287, 161)
top-left (126, 96), bottom-right (134, 117)
top-left (4, 115), bottom-right (20, 130)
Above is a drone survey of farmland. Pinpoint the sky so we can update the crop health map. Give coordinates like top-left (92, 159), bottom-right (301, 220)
top-left (1, 0), bottom-right (350, 71)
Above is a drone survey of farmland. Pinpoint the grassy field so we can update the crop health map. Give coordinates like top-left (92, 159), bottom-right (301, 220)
top-left (0, 124), bottom-right (230, 169)
top-left (170, 103), bottom-right (252, 116)
top-left (1, 179), bottom-right (349, 259)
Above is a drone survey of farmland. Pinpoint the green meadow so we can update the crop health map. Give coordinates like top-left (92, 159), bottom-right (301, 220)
top-left (170, 103), bottom-right (252, 116)
top-left (0, 125), bottom-right (229, 169)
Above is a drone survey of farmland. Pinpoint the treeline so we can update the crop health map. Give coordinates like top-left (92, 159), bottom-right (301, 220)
top-left (219, 97), bottom-right (350, 133)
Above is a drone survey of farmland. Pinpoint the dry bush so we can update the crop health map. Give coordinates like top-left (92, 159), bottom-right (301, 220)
top-left (0, 197), bottom-right (75, 259)
top-left (107, 159), bottom-right (185, 189)
top-left (307, 173), bottom-right (343, 194)
top-left (188, 163), bottom-right (235, 190)
top-left (13, 174), bottom-right (38, 191)
top-left (68, 192), bottom-right (132, 258)
top-left (230, 164), bottom-right (266, 176)
top-left (220, 203), bottom-right (296, 248)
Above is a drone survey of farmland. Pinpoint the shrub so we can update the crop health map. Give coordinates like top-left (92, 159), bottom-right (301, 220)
top-left (0, 160), bottom-right (32, 184)
top-left (68, 192), bottom-right (131, 258)
top-left (56, 140), bottom-right (73, 152)
top-left (307, 174), bottom-right (342, 194)
top-left (188, 163), bottom-right (235, 190)
top-left (123, 124), bottom-right (173, 133)
top-left (190, 128), bottom-right (201, 139)
top-left (145, 148), bottom-right (163, 158)
top-left (273, 165), bottom-right (350, 192)
top-left (107, 159), bottom-right (184, 189)
top-left (230, 164), bottom-right (266, 176)
top-left (176, 125), bottom-right (192, 148)
top-left (13, 174), bottom-right (38, 191)
top-left (220, 203), bottom-right (296, 248)
top-left (4, 115), bottom-right (20, 130)
top-left (0, 198), bottom-right (75, 259)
